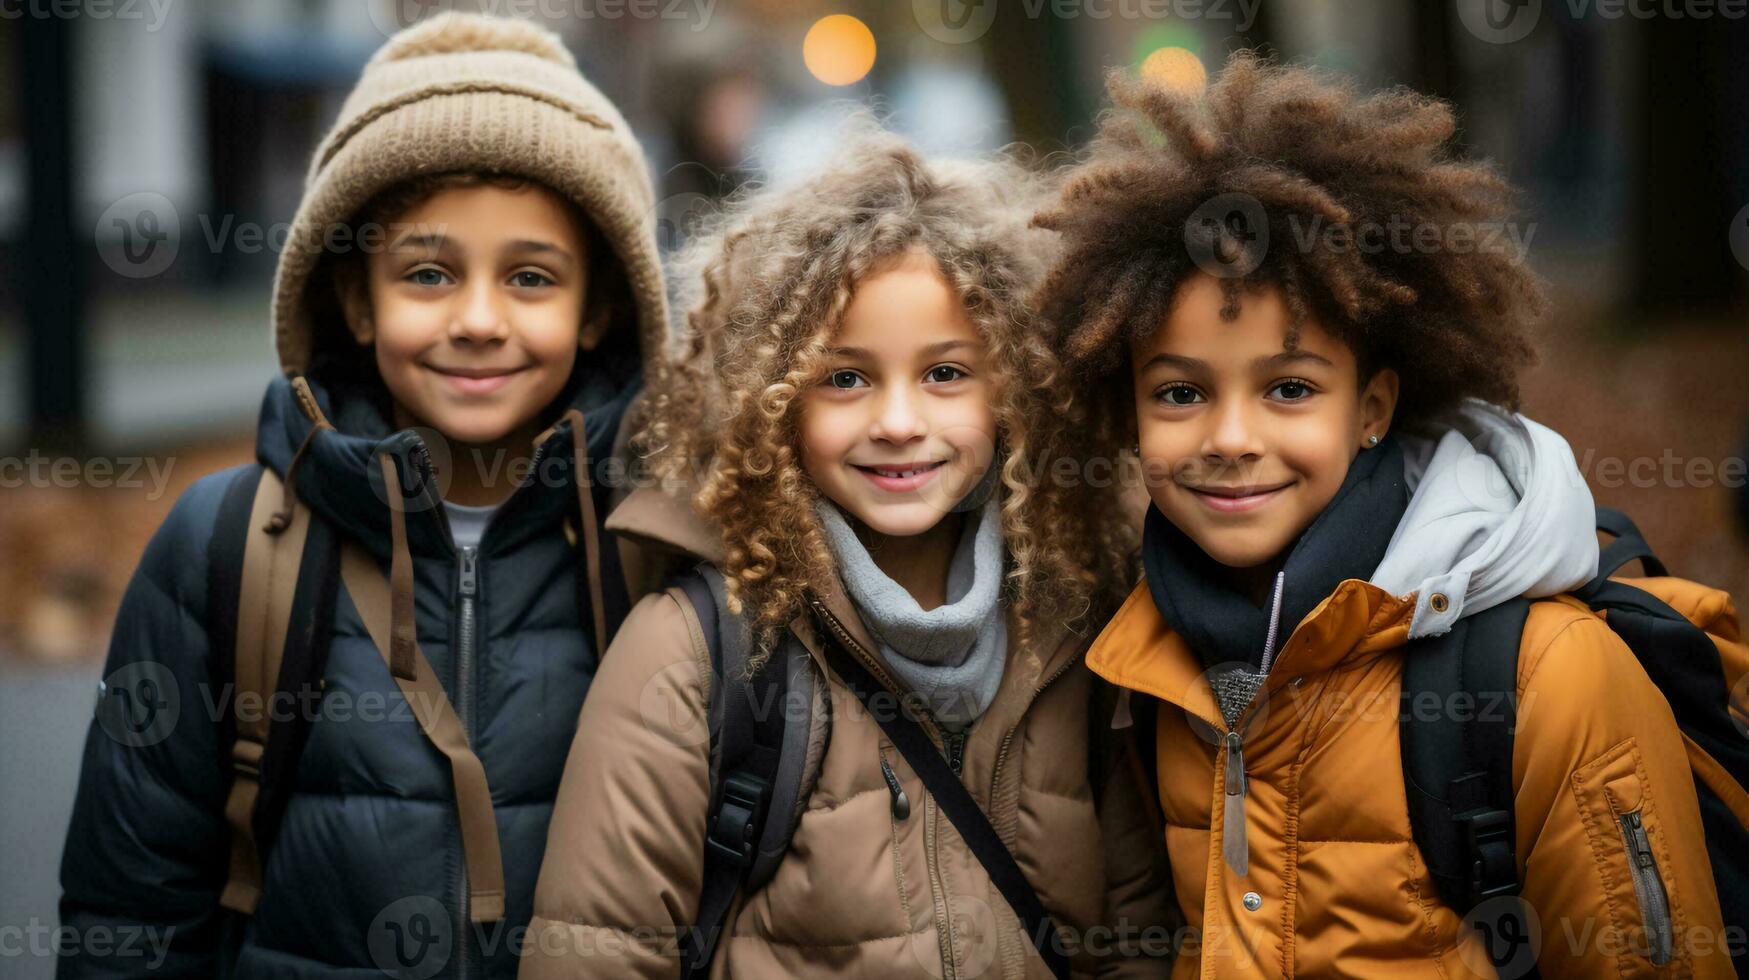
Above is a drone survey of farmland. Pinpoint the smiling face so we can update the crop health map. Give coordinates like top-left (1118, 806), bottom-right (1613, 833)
top-left (340, 181), bottom-right (605, 448)
top-left (799, 250), bottom-right (998, 538)
top-left (1131, 272), bottom-right (1398, 570)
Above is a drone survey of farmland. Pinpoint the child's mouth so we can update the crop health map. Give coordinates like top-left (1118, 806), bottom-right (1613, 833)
top-left (1186, 480), bottom-right (1294, 513)
top-left (429, 365), bottom-right (526, 397)
top-left (852, 460), bottom-right (947, 493)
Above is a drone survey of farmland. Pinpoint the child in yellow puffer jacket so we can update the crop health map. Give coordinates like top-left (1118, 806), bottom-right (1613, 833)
top-left (1032, 52), bottom-right (1736, 977)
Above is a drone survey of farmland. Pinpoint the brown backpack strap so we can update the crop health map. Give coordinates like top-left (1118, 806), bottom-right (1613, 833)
top-left (219, 468), bottom-right (307, 914)
top-left (338, 539), bottom-right (507, 923)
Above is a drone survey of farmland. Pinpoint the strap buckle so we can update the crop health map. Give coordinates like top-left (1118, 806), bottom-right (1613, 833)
top-left (231, 733), bottom-right (265, 779)
top-left (706, 771), bottom-right (769, 868)
top-left (1458, 806), bottom-right (1519, 899)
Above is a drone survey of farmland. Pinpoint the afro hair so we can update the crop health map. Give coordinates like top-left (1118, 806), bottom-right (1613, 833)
top-left (1032, 50), bottom-right (1547, 435)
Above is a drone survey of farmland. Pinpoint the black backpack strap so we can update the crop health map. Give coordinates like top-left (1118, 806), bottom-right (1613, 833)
top-left (1401, 597), bottom-right (1538, 976)
top-left (1595, 506), bottom-right (1669, 580)
top-left (251, 513), bottom-right (339, 859)
top-left (814, 611), bottom-right (1072, 980)
top-left (677, 567), bottom-right (791, 978)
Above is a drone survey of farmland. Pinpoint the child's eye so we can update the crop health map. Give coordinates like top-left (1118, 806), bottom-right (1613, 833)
top-left (1156, 384), bottom-right (1204, 406)
top-left (1270, 379), bottom-right (1316, 401)
top-left (509, 270), bottom-right (554, 288)
top-left (406, 267), bottom-right (452, 287)
top-left (827, 370), bottom-right (868, 390)
top-left (925, 365), bottom-right (966, 384)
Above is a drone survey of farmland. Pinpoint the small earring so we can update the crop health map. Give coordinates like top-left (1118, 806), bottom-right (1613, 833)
top-left (1132, 444), bottom-right (1142, 456)
top-left (1367, 434), bottom-right (1381, 447)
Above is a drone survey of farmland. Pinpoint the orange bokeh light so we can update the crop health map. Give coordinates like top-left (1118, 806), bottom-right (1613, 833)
top-left (803, 14), bottom-right (876, 87)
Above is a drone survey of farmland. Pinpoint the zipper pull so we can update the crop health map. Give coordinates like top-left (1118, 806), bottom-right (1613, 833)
top-left (458, 546), bottom-right (478, 598)
top-left (944, 730), bottom-right (967, 777)
top-left (1625, 812), bottom-right (1654, 868)
top-left (880, 758), bottom-right (910, 820)
top-left (1223, 729), bottom-right (1249, 877)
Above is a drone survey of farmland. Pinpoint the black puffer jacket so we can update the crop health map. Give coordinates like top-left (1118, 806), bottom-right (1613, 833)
top-left (58, 356), bottom-right (642, 980)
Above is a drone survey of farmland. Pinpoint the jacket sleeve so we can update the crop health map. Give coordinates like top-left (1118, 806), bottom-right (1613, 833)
top-left (1093, 730), bottom-right (1180, 978)
top-left (57, 473), bottom-right (237, 979)
top-left (1512, 604), bottom-right (1732, 979)
top-left (522, 591), bottom-right (713, 979)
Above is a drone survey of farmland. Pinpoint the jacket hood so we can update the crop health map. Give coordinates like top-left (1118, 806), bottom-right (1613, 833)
top-left (1372, 399), bottom-right (1599, 638)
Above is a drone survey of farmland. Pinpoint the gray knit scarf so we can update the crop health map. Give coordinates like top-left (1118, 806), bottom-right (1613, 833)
top-left (815, 494), bottom-right (1007, 729)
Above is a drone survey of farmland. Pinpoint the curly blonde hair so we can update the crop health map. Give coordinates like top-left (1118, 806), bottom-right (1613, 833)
top-left (640, 123), bottom-right (1130, 665)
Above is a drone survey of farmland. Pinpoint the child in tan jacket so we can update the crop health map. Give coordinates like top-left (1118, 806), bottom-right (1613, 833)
top-left (522, 126), bottom-right (1175, 978)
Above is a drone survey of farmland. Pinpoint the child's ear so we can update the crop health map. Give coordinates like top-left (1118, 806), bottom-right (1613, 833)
top-left (577, 302), bottom-right (611, 352)
top-left (577, 245), bottom-right (623, 352)
top-left (332, 261), bottom-right (375, 347)
top-left (1359, 367), bottom-right (1401, 446)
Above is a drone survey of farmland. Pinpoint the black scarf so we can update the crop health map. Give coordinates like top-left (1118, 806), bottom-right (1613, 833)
top-left (1142, 435), bottom-right (1409, 673)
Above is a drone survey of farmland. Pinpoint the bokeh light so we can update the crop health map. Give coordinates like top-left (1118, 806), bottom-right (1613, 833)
top-left (803, 14), bottom-right (876, 87)
top-left (1140, 46), bottom-right (1207, 98)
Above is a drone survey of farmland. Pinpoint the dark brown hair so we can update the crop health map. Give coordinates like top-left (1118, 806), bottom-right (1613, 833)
top-left (1033, 51), bottom-right (1547, 445)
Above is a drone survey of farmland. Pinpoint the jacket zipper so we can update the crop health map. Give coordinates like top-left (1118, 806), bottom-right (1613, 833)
top-left (405, 444), bottom-right (473, 980)
top-left (1219, 570), bottom-right (1286, 879)
top-left (454, 545), bottom-right (479, 980)
top-left (807, 598), bottom-right (958, 978)
top-left (1617, 810), bottom-right (1674, 965)
top-left (411, 423), bottom-right (566, 979)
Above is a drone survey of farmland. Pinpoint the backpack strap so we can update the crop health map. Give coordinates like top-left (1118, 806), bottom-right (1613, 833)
top-left (251, 506), bottom-right (340, 867)
top-left (676, 566), bottom-right (796, 978)
top-left (214, 466), bottom-right (310, 913)
top-left (1400, 597), bottom-right (1537, 975)
top-left (339, 539), bottom-right (506, 923)
top-left (812, 605), bottom-right (1072, 980)
top-left (1595, 506), bottom-right (1669, 580)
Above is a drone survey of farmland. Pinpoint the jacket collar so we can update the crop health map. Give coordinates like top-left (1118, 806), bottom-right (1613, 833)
top-left (258, 364), bottom-right (639, 562)
top-left (1088, 576), bottom-right (1417, 732)
top-left (1141, 435), bottom-right (1408, 674)
top-left (607, 482), bottom-right (1086, 712)
top-left (605, 482), bottom-right (890, 658)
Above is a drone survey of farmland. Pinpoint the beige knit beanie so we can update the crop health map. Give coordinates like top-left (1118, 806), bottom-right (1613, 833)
top-left (270, 12), bottom-right (668, 376)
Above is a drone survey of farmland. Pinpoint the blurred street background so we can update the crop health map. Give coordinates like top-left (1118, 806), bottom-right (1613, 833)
top-left (2, 1), bottom-right (1747, 975)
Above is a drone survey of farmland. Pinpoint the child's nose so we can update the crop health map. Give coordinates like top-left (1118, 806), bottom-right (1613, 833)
top-left (869, 387), bottom-right (927, 443)
top-left (450, 278), bottom-right (511, 343)
top-left (1204, 399), bottom-right (1265, 462)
